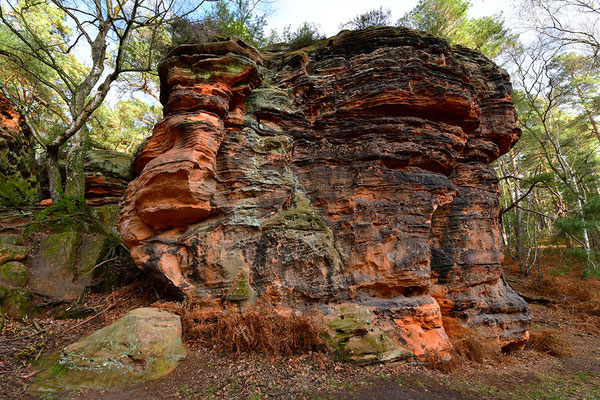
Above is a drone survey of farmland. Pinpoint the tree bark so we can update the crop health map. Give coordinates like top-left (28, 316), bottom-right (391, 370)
top-left (509, 150), bottom-right (524, 260)
top-left (46, 146), bottom-right (63, 203)
top-left (64, 125), bottom-right (88, 200)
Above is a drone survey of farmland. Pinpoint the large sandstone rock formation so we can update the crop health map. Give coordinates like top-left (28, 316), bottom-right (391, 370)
top-left (118, 27), bottom-right (531, 362)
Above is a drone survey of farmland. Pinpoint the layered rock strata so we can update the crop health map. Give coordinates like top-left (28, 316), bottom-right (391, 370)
top-left (118, 27), bottom-right (531, 362)
top-left (84, 149), bottom-right (134, 205)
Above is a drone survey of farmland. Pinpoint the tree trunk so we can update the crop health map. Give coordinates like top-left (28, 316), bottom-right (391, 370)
top-left (509, 150), bottom-right (524, 260)
top-left (46, 146), bottom-right (63, 203)
top-left (64, 125), bottom-right (88, 200)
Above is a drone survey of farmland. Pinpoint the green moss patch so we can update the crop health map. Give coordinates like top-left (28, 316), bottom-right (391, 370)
top-left (0, 243), bottom-right (28, 265)
top-left (30, 308), bottom-right (187, 393)
top-left (1, 285), bottom-right (31, 319)
top-left (262, 194), bottom-right (329, 232)
top-left (226, 271), bottom-right (251, 301)
top-left (0, 261), bottom-right (28, 287)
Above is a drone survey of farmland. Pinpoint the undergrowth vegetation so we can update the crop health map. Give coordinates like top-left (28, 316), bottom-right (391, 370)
top-left (427, 326), bottom-right (496, 373)
top-left (22, 197), bottom-right (108, 238)
top-left (526, 327), bottom-right (572, 357)
top-left (155, 300), bottom-right (328, 356)
top-left (505, 248), bottom-right (600, 319)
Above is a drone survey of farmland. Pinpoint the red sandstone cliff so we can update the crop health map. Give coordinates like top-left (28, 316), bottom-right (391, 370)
top-left (118, 27), bottom-right (531, 362)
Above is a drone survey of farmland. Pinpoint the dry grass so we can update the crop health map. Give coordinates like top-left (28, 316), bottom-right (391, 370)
top-left (526, 327), bottom-right (572, 357)
top-left (426, 325), bottom-right (496, 373)
top-left (538, 275), bottom-right (600, 316)
top-left (504, 250), bottom-right (600, 318)
top-left (449, 330), bottom-right (492, 364)
top-left (155, 300), bottom-right (328, 356)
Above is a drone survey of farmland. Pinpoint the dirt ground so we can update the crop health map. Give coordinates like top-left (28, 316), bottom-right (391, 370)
top-left (1, 254), bottom-right (599, 400)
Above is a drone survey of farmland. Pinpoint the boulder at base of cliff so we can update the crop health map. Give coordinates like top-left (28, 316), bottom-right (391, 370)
top-left (30, 308), bottom-right (186, 393)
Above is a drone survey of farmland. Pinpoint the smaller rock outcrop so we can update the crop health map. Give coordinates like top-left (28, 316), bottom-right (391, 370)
top-left (30, 308), bottom-right (186, 392)
top-left (0, 92), bottom-right (39, 206)
top-left (27, 232), bottom-right (108, 303)
top-left (84, 149), bottom-right (134, 205)
top-left (0, 239), bottom-right (31, 321)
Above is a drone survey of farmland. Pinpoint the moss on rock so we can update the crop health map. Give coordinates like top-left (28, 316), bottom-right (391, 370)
top-left (27, 232), bottom-right (82, 302)
top-left (326, 304), bottom-right (409, 364)
top-left (77, 235), bottom-right (109, 280)
top-left (0, 243), bottom-right (28, 265)
top-left (1, 285), bottom-right (31, 319)
top-left (262, 193), bottom-right (330, 232)
top-left (90, 204), bottom-right (122, 237)
top-left (226, 271), bottom-right (251, 301)
top-left (30, 307), bottom-right (186, 393)
top-left (0, 261), bottom-right (28, 287)
top-left (327, 304), bottom-right (375, 332)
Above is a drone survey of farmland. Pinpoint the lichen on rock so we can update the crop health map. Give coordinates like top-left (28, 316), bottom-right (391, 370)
top-left (30, 307), bottom-right (186, 392)
top-left (118, 27), bottom-right (531, 363)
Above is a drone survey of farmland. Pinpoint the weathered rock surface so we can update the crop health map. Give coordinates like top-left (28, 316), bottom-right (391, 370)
top-left (28, 232), bottom-right (108, 303)
top-left (0, 92), bottom-right (39, 206)
top-left (84, 148), bottom-right (134, 205)
top-left (118, 27), bottom-right (531, 362)
top-left (31, 307), bottom-right (186, 392)
top-left (0, 240), bottom-right (31, 320)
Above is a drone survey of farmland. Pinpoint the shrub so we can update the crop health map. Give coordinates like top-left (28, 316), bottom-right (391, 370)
top-left (282, 22), bottom-right (324, 51)
top-left (340, 7), bottom-right (392, 30)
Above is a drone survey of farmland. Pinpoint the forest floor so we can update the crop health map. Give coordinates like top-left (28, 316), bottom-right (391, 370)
top-left (1, 249), bottom-right (599, 400)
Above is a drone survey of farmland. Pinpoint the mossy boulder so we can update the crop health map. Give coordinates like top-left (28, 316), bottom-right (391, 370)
top-left (1, 286), bottom-right (31, 319)
top-left (0, 261), bottom-right (28, 287)
top-left (28, 232), bottom-right (112, 302)
top-left (30, 308), bottom-right (186, 392)
top-left (0, 243), bottom-right (28, 265)
top-left (327, 304), bottom-right (409, 364)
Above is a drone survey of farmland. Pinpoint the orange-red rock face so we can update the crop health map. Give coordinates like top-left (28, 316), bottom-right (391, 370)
top-left (118, 28), bottom-right (530, 362)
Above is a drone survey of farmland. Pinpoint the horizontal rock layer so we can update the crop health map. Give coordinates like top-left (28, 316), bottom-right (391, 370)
top-left (118, 27), bottom-right (530, 362)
